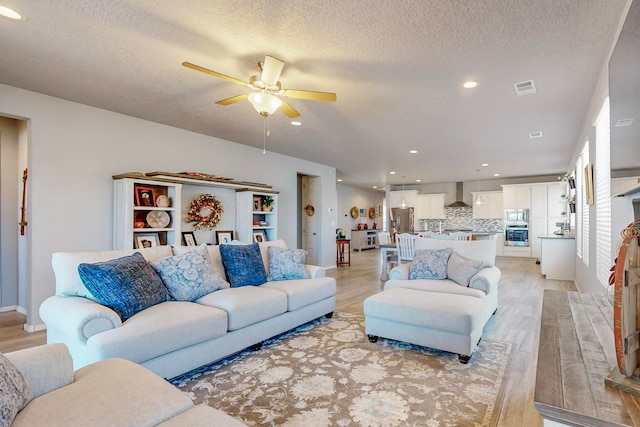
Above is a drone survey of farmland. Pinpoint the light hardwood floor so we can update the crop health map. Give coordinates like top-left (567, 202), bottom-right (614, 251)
top-left (0, 249), bottom-right (577, 426)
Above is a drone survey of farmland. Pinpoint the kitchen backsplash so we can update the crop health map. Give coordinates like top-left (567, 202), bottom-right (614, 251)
top-left (418, 207), bottom-right (503, 233)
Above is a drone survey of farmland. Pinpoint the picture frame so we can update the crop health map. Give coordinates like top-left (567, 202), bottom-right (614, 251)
top-left (584, 163), bottom-right (594, 206)
top-left (253, 231), bottom-right (266, 243)
top-left (135, 186), bottom-right (156, 207)
top-left (215, 230), bottom-right (234, 245)
top-left (135, 233), bottom-right (159, 249)
top-left (253, 196), bottom-right (263, 212)
top-left (182, 231), bottom-right (197, 247)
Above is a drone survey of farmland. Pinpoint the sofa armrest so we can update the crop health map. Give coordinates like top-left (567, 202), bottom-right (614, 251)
top-left (5, 343), bottom-right (74, 398)
top-left (469, 266), bottom-right (502, 294)
top-left (305, 264), bottom-right (326, 278)
top-left (40, 295), bottom-right (122, 341)
top-left (388, 263), bottom-right (411, 280)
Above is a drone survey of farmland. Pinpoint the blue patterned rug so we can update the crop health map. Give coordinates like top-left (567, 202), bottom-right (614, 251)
top-left (170, 312), bottom-right (511, 426)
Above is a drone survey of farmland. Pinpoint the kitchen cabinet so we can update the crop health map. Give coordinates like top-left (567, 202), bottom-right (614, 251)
top-left (471, 191), bottom-right (503, 218)
top-left (502, 185), bottom-right (531, 209)
top-left (530, 185), bottom-right (547, 218)
top-left (416, 193), bottom-right (445, 219)
top-left (351, 229), bottom-right (378, 251)
top-left (502, 245), bottom-right (531, 257)
top-left (540, 237), bottom-right (576, 280)
top-left (113, 178), bottom-right (182, 249)
top-left (495, 234), bottom-right (504, 256)
top-left (389, 190), bottom-right (419, 209)
top-left (529, 217), bottom-right (547, 259)
top-left (547, 182), bottom-right (565, 218)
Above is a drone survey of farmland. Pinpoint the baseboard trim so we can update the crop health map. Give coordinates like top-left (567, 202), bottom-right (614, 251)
top-left (23, 322), bottom-right (46, 333)
top-left (0, 305), bottom-right (19, 313)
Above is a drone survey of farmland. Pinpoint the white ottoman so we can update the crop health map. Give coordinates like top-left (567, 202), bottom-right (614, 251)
top-left (363, 287), bottom-right (485, 363)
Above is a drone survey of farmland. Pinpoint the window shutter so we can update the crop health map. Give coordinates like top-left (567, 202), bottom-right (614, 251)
top-left (594, 98), bottom-right (611, 287)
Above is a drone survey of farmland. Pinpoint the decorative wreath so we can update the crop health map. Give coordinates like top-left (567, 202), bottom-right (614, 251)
top-left (305, 204), bottom-right (315, 216)
top-left (350, 206), bottom-right (359, 219)
top-left (184, 194), bottom-right (224, 230)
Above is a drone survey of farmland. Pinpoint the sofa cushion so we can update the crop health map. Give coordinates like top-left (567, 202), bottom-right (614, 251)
top-left (172, 245), bottom-right (225, 277)
top-left (151, 245), bottom-right (229, 301)
top-left (262, 277), bottom-right (337, 311)
top-left (258, 239), bottom-right (288, 276)
top-left (409, 248), bottom-right (450, 280)
top-left (12, 358), bottom-right (193, 427)
top-left (86, 301), bottom-right (228, 364)
top-left (197, 287), bottom-right (287, 331)
top-left (447, 252), bottom-right (483, 287)
top-left (78, 252), bottom-right (168, 321)
top-left (219, 243), bottom-right (267, 287)
top-left (384, 278), bottom-right (487, 299)
top-left (268, 247), bottom-right (311, 281)
top-left (53, 246), bottom-right (174, 299)
top-left (0, 353), bottom-right (33, 427)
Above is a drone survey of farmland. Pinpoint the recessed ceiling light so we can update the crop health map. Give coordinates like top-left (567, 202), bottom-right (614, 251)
top-left (409, 150), bottom-right (418, 154)
top-left (337, 178), bottom-right (342, 182)
top-left (0, 5), bottom-right (24, 20)
top-left (415, 179), bottom-right (421, 182)
top-left (529, 131), bottom-right (543, 139)
top-left (463, 81), bottom-right (478, 89)
top-left (290, 121), bottom-right (302, 126)
top-left (481, 163), bottom-right (489, 167)
top-left (493, 173), bottom-right (500, 177)
top-left (389, 171), bottom-right (396, 175)
top-left (372, 186), bottom-right (377, 189)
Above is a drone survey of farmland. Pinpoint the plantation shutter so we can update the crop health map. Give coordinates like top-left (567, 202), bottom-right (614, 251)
top-left (594, 98), bottom-right (611, 287)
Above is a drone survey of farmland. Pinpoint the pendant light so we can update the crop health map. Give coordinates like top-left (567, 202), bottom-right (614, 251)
top-left (248, 92), bottom-right (283, 154)
top-left (474, 169), bottom-right (486, 206)
top-left (400, 175), bottom-right (407, 209)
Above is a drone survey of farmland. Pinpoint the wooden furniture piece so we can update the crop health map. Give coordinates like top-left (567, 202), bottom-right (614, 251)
top-left (534, 290), bottom-right (640, 426)
top-left (352, 229), bottom-right (378, 251)
top-left (113, 178), bottom-right (182, 249)
top-left (396, 233), bottom-right (416, 264)
top-left (336, 239), bottom-right (351, 266)
top-left (236, 190), bottom-right (279, 243)
top-left (539, 236), bottom-right (576, 280)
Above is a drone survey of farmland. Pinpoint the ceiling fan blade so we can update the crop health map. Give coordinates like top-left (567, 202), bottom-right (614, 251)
top-left (279, 100), bottom-right (301, 118)
top-left (284, 89), bottom-right (337, 102)
top-left (182, 62), bottom-right (248, 86)
top-left (215, 94), bottom-right (248, 105)
top-left (261, 56), bottom-right (285, 86)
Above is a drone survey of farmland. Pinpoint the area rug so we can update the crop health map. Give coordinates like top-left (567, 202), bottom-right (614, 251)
top-left (171, 312), bottom-right (512, 427)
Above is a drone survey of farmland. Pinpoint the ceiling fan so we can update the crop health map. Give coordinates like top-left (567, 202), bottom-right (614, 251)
top-left (182, 56), bottom-right (337, 118)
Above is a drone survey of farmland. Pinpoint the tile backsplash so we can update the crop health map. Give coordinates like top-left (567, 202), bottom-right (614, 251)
top-left (418, 207), bottom-right (503, 233)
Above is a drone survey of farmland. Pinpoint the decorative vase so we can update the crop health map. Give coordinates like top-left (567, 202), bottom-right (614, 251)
top-left (357, 223), bottom-right (362, 230)
top-left (373, 222), bottom-right (377, 229)
top-left (263, 205), bottom-right (273, 212)
top-left (364, 224), bottom-right (368, 229)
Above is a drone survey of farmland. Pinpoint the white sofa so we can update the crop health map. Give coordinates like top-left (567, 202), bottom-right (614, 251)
top-left (364, 238), bottom-right (501, 362)
top-left (40, 240), bottom-right (336, 379)
top-left (5, 343), bottom-right (246, 426)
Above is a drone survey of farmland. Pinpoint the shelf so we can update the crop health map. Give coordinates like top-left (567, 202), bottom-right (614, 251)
top-left (113, 172), bottom-right (277, 192)
top-left (134, 228), bottom-right (174, 233)
top-left (133, 206), bottom-right (176, 211)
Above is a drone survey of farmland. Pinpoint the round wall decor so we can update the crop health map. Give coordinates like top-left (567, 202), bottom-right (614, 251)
top-left (368, 207), bottom-right (375, 219)
top-left (184, 194), bottom-right (224, 230)
top-left (350, 206), bottom-right (358, 219)
top-left (305, 204), bottom-right (315, 216)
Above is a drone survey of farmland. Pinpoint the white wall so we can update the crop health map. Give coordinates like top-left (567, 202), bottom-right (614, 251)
top-left (0, 117), bottom-right (19, 308)
top-left (336, 184), bottom-right (384, 239)
top-left (0, 83), bottom-right (338, 328)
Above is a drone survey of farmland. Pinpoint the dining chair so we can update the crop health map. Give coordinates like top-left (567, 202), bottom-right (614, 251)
top-left (396, 233), bottom-right (416, 264)
top-left (449, 232), bottom-right (472, 240)
top-left (417, 231), bottom-right (437, 239)
top-left (432, 233), bottom-right (455, 240)
top-left (377, 231), bottom-right (392, 245)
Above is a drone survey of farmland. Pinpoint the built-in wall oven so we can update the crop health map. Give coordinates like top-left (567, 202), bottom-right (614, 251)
top-left (504, 209), bottom-right (529, 247)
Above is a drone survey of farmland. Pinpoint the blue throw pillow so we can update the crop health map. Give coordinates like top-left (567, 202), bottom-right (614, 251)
top-left (409, 248), bottom-right (450, 280)
top-left (219, 242), bottom-right (267, 287)
top-left (268, 246), bottom-right (311, 281)
top-left (78, 252), bottom-right (167, 321)
top-left (150, 245), bottom-right (229, 301)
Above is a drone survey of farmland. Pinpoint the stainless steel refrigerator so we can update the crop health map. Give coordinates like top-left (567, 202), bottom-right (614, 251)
top-left (389, 207), bottom-right (414, 235)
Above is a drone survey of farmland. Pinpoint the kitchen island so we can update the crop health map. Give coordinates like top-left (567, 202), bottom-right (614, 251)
top-left (539, 235), bottom-right (576, 281)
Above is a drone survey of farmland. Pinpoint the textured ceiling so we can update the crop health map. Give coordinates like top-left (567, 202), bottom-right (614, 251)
top-left (0, 0), bottom-right (629, 188)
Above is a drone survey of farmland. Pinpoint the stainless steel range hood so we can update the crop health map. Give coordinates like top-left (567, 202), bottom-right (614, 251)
top-left (446, 182), bottom-right (471, 208)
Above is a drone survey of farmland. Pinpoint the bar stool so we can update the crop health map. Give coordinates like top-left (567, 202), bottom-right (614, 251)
top-left (336, 239), bottom-right (351, 266)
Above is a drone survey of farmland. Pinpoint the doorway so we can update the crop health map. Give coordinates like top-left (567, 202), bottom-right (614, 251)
top-left (298, 174), bottom-right (321, 265)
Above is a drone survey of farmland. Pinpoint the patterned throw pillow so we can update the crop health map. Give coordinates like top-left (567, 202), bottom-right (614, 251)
top-left (219, 242), bottom-right (267, 287)
top-left (447, 251), bottom-right (483, 286)
top-left (151, 244), bottom-right (229, 301)
top-left (268, 246), bottom-right (311, 281)
top-left (78, 252), bottom-right (168, 321)
top-left (0, 353), bottom-right (33, 426)
top-left (409, 248), bottom-right (450, 280)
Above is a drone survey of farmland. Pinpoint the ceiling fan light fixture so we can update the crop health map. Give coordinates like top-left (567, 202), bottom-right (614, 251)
top-left (248, 92), bottom-right (282, 116)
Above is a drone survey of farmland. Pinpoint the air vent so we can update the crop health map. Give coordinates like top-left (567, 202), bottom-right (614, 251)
top-left (615, 118), bottom-right (634, 127)
top-left (529, 131), bottom-right (543, 139)
top-left (513, 79), bottom-right (536, 96)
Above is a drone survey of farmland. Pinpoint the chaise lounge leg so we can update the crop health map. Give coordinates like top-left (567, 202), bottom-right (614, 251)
top-left (368, 335), bottom-right (379, 343)
top-left (250, 342), bottom-right (263, 351)
top-left (325, 312), bottom-right (334, 319)
top-left (458, 354), bottom-right (471, 364)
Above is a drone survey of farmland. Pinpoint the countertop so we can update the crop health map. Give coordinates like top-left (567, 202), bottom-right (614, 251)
top-left (538, 234), bottom-right (576, 239)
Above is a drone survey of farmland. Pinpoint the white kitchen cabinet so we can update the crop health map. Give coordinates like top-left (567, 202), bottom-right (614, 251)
top-left (540, 237), bottom-right (576, 280)
top-left (529, 217), bottom-right (547, 259)
top-left (495, 233), bottom-right (504, 256)
top-left (389, 190), bottom-right (419, 209)
top-left (502, 246), bottom-right (531, 257)
top-left (416, 193), bottom-right (445, 219)
top-left (471, 191), bottom-right (503, 218)
top-left (502, 185), bottom-right (531, 209)
top-left (530, 185), bottom-right (547, 218)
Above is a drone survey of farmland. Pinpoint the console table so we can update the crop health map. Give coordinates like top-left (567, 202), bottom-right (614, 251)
top-left (534, 290), bottom-right (640, 426)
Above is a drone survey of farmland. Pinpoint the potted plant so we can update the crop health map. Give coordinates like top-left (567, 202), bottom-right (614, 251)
top-left (262, 195), bottom-right (274, 212)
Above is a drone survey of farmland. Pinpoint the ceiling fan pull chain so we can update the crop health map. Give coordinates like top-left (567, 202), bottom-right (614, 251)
top-left (263, 116), bottom-right (267, 154)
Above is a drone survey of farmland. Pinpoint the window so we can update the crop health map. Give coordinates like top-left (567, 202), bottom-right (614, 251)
top-left (576, 142), bottom-right (589, 266)
top-left (594, 98), bottom-right (611, 288)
